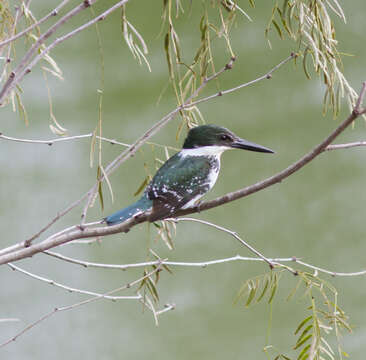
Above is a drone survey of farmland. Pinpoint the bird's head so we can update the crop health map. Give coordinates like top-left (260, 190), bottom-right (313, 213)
top-left (182, 124), bottom-right (274, 154)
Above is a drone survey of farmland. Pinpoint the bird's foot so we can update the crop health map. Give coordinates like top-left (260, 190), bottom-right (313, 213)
top-left (195, 200), bottom-right (203, 213)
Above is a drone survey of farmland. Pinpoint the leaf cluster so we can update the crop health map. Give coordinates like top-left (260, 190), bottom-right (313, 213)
top-left (236, 268), bottom-right (351, 360)
top-left (265, 0), bottom-right (358, 117)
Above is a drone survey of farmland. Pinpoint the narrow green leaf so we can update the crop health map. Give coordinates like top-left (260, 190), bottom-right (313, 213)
top-left (97, 166), bottom-right (104, 211)
top-left (268, 273), bottom-right (278, 304)
top-left (303, 47), bottom-right (312, 79)
top-left (280, 17), bottom-right (292, 37)
top-left (15, 92), bottom-right (29, 126)
top-left (164, 32), bottom-right (173, 79)
top-left (134, 176), bottom-right (149, 196)
top-left (294, 334), bottom-right (312, 350)
top-left (297, 344), bottom-right (311, 360)
top-left (287, 277), bottom-right (302, 301)
top-left (256, 277), bottom-right (269, 303)
top-left (297, 325), bottom-right (313, 345)
top-left (280, 355), bottom-right (291, 360)
top-left (295, 315), bottom-right (313, 335)
top-left (99, 165), bottom-right (114, 203)
top-left (245, 280), bottom-right (257, 307)
top-left (146, 277), bottom-right (159, 302)
top-left (162, 263), bottom-right (173, 274)
top-left (89, 128), bottom-right (97, 168)
top-left (272, 19), bottom-right (283, 39)
top-left (171, 29), bottom-right (181, 62)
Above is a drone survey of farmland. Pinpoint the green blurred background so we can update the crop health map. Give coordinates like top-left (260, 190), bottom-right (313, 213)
top-left (1, 0), bottom-right (366, 358)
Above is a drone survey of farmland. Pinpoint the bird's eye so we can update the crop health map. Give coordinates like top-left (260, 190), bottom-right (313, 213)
top-left (220, 134), bottom-right (231, 141)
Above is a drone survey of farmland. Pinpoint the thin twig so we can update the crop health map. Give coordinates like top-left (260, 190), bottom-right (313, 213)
top-left (0, 264), bottom-right (162, 348)
top-left (0, 0), bottom-right (98, 104)
top-left (8, 263), bottom-right (139, 300)
top-left (325, 141), bottom-right (366, 151)
top-left (0, 90), bottom-right (363, 265)
top-left (176, 81), bottom-right (366, 216)
top-left (0, 0), bottom-right (131, 105)
top-left (44, 250), bottom-right (366, 277)
top-left (0, 133), bottom-right (179, 151)
top-left (0, 0), bottom-right (71, 49)
top-left (0, 58), bottom-right (356, 263)
top-left (185, 53), bottom-right (297, 108)
top-left (0, 1), bottom-right (30, 83)
top-left (0, 133), bottom-right (125, 146)
top-left (2, 54), bottom-right (290, 251)
top-left (0, 318), bottom-right (20, 323)
top-left (43, 249), bottom-right (295, 269)
top-left (172, 217), bottom-right (277, 269)
top-left (294, 259), bottom-right (366, 277)
top-left (0, 132), bottom-right (179, 151)
top-left (355, 81), bottom-right (366, 112)
top-left (79, 56), bottom-right (237, 224)
top-left (156, 303), bottom-right (176, 316)
top-left (1, 80), bottom-right (365, 264)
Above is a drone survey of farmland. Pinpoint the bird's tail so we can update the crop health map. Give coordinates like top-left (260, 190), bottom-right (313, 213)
top-left (104, 195), bottom-right (152, 226)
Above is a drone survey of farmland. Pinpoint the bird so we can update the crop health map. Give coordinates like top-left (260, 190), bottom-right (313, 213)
top-left (105, 124), bottom-right (274, 225)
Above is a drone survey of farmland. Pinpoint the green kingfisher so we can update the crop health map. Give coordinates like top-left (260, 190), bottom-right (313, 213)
top-left (105, 124), bottom-right (274, 225)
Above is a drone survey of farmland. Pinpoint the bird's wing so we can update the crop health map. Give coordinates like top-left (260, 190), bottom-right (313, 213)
top-left (146, 153), bottom-right (216, 220)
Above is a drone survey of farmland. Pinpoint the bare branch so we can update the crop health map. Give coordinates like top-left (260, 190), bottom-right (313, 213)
top-left (0, 264), bottom-right (162, 348)
top-left (171, 217), bottom-right (277, 269)
top-left (0, 0), bottom-right (131, 105)
top-left (79, 56), bottom-right (238, 224)
top-left (0, 1), bottom-right (30, 83)
top-left (294, 259), bottom-right (366, 277)
top-left (1, 79), bottom-right (365, 265)
top-left (2, 57), bottom-right (353, 264)
top-left (0, 132), bottom-right (180, 151)
top-left (325, 141), bottom-right (366, 151)
top-left (44, 250), bottom-right (294, 269)
top-left (7, 262), bottom-right (140, 300)
top-left (0, 318), bottom-right (20, 323)
top-left (0, 94), bottom-right (362, 265)
top-left (186, 53), bottom-right (297, 108)
top-left (0, 0), bottom-right (100, 104)
top-left (0, 133), bottom-right (127, 146)
top-left (355, 81), bottom-right (366, 113)
top-left (0, 0), bottom-right (71, 49)
top-left (43, 249), bottom-right (366, 277)
top-left (3, 54), bottom-right (291, 249)
top-left (177, 82), bottom-right (366, 216)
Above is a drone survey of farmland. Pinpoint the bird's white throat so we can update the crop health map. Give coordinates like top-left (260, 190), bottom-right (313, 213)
top-left (179, 145), bottom-right (229, 158)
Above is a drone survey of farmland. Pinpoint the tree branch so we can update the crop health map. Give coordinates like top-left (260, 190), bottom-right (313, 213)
top-left (79, 56), bottom-right (238, 224)
top-left (325, 141), bottom-right (366, 151)
top-left (1, 80), bottom-right (365, 265)
top-left (12, 53), bottom-right (292, 248)
top-left (0, 0), bottom-right (71, 49)
top-left (0, 0), bottom-right (31, 83)
top-left (8, 262), bottom-right (140, 300)
top-left (43, 250), bottom-right (366, 277)
top-left (0, 0), bottom-right (100, 104)
top-left (171, 217), bottom-right (278, 269)
top-left (178, 82), bottom-right (366, 215)
top-left (0, 0), bottom-right (132, 105)
top-left (44, 249), bottom-right (294, 269)
top-left (0, 264), bottom-right (163, 348)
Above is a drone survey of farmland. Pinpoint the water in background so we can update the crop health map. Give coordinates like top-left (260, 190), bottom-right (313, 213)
top-left (1, 1), bottom-right (366, 359)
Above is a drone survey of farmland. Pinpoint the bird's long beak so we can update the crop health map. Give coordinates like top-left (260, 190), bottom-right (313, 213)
top-left (231, 138), bottom-right (274, 153)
